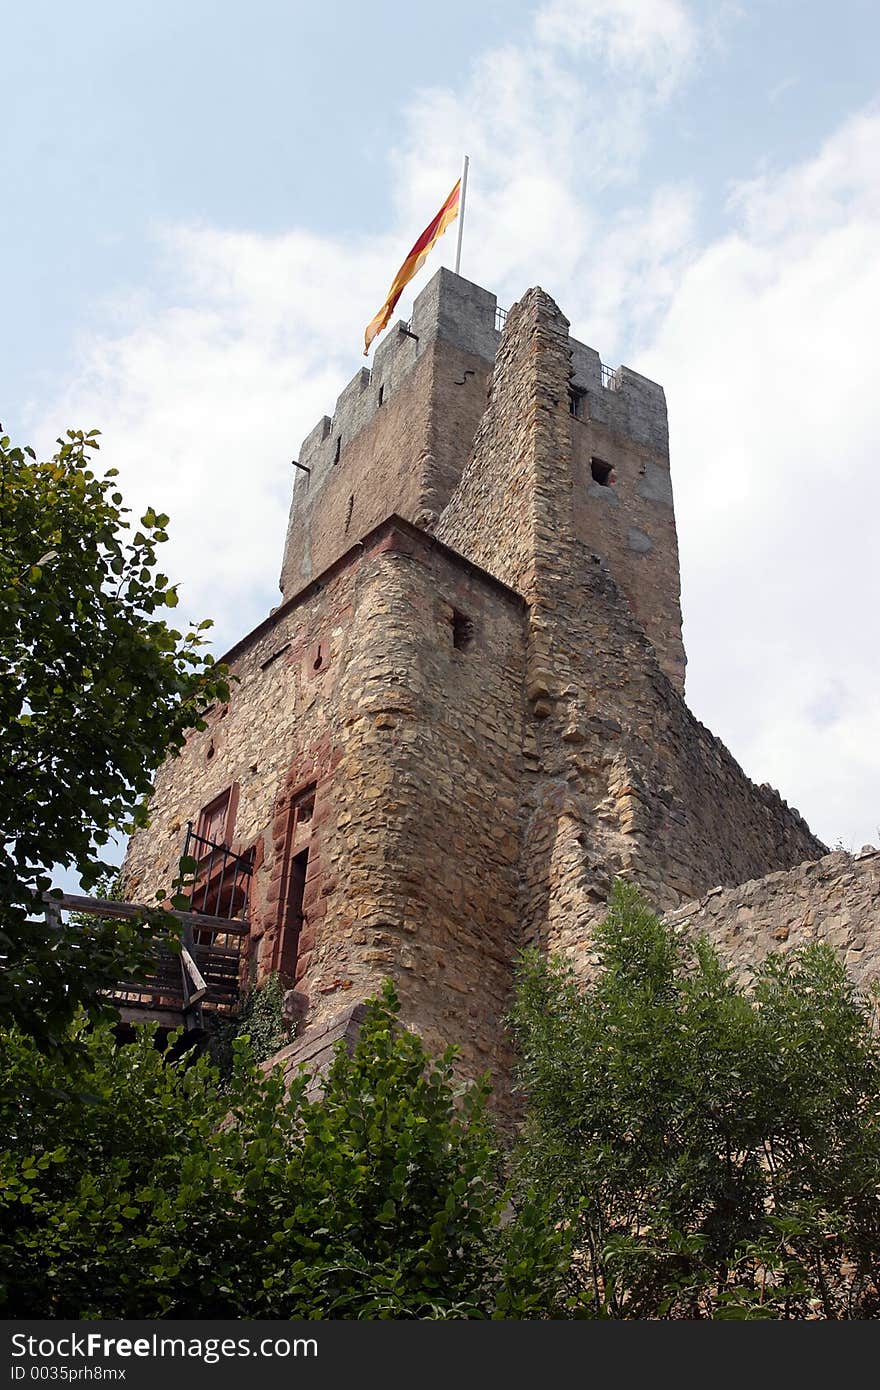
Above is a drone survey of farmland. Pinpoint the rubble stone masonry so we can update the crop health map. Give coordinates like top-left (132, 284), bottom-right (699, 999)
top-left (280, 272), bottom-right (498, 594)
top-left (665, 848), bottom-right (880, 995)
top-left (437, 285), bottom-right (824, 968)
top-left (122, 268), bottom-right (871, 1108)
top-left (124, 517), bottom-right (526, 1096)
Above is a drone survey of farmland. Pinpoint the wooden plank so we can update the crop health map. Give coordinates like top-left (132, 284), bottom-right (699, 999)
top-left (112, 983), bottom-right (181, 997)
top-left (117, 1005), bottom-right (186, 1028)
top-left (180, 946), bottom-right (208, 1002)
top-left (80, 876), bottom-right (249, 1016)
top-left (43, 892), bottom-right (249, 935)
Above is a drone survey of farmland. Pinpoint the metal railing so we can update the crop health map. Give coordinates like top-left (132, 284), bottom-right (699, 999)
top-left (494, 306), bottom-right (508, 332)
top-left (600, 362), bottom-right (620, 391)
top-left (181, 823), bottom-right (254, 921)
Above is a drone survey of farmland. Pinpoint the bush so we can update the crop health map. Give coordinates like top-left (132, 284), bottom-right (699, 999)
top-left (0, 427), bottom-right (227, 1046)
top-left (0, 983), bottom-right (566, 1319)
top-left (205, 972), bottom-right (290, 1075)
top-left (509, 881), bottom-right (880, 1318)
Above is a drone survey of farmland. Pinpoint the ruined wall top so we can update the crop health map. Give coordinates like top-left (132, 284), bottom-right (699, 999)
top-left (293, 270), bottom-right (500, 484)
top-left (291, 268), bottom-right (670, 492)
top-left (664, 848), bottom-right (879, 995)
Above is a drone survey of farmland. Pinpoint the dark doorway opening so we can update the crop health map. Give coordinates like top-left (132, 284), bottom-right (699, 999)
top-left (279, 846), bottom-right (309, 979)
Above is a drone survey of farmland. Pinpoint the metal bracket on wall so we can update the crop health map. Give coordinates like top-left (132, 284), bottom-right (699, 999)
top-left (291, 459), bottom-right (311, 475)
top-left (398, 323), bottom-right (419, 342)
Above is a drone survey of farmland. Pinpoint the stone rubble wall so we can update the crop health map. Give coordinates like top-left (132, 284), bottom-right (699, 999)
top-left (569, 412), bottom-right (685, 692)
top-left (280, 338), bottom-right (493, 594)
top-left (124, 517), bottom-right (527, 1097)
top-left (529, 541), bottom-right (827, 965)
top-left (280, 271), bottom-right (498, 594)
top-left (438, 286), bottom-right (825, 970)
top-left (664, 848), bottom-right (880, 994)
top-left (284, 268), bottom-right (685, 689)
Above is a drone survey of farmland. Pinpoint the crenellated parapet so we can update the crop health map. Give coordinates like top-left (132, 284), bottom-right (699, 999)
top-left (280, 271), bottom-right (499, 593)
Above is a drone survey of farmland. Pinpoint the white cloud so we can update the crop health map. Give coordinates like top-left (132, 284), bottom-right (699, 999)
top-left (26, 4), bottom-right (879, 849)
top-left (535, 0), bottom-right (697, 97)
top-left (38, 227), bottom-right (396, 646)
top-left (33, 0), bottom-right (698, 650)
top-left (639, 108), bottom-right (880, 848)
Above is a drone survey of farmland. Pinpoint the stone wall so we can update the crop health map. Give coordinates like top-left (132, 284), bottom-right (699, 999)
top-left (664, 848), bottom-right (880, 994)
top-left (123, 516), bottom-right (527, 1096)
top-left (279, 271), bottom-right (498, 594)
top-left (568, 337), bottom-right (685, 690)
top-left (524, 544), bottom-right (827, 963)
top-left (438, 286), bottom-right (825, 969)
top-left (569, 409), bottom-right (685, 692)
top-left (282, 268), bottom-right (685, 694)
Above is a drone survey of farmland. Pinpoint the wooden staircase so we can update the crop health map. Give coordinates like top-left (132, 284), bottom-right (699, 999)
top-left (44, 892), bottom-right (249, 1038)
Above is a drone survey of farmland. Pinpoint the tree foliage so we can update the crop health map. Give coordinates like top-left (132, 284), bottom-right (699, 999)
top-left (205, 971), bottom-right (291, 1076)
top-left (0, 427), bottom-right (229, 1045)
top-left (0, 984), bottom-right (566, 1319)
top-left (510, 882), bottom-right (880, 1318)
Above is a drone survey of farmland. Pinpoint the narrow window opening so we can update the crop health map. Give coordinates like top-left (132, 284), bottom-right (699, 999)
top-left (569, 388), bottom-right (585, 418)
top-left (206, 739), bottom-right (215, 762)
top-left (260, 641), bottom-right (290, 671)
top-left (344, 494), bottom-right (354, 533)
top-left (313, 644), bottom-right (324, 671)
top-left (279, 846), bottom-right (309, 979)
top-left (333, 435), bottom-right (341, 464)
top-left (377, 384), bottom-right (385, 406)
top-left (590, 457), bottom-right (613, 487)
top-left (451, 609), bottom-right (474, 651)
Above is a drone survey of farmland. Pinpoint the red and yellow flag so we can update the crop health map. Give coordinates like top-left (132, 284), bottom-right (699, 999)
top-left (363, 178), bottom-right (461, 355)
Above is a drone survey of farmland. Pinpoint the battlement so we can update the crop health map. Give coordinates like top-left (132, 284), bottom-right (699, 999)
top-left (291, 270), bottom-right (669, 498)
top-left (291, 270), bottom-right (499, 492)
top-left (281, 269), bottom-right (672, 601)
top-left (569, 344), bottom-right (669, 456)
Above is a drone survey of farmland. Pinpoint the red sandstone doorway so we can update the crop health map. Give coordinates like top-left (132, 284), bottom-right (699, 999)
top-left (271, 784), bottom-right (315, 982)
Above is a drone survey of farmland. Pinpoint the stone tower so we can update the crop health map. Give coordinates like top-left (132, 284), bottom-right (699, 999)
top-left (122, 269), bottom-right (827, 1101)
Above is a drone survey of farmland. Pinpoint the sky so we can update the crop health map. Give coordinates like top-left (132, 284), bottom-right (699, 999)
top-left (4, 0), bottom-right (879, 853)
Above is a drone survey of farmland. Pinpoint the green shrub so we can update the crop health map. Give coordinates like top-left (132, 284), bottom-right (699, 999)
top-left (205, 971), bottom-right (289, 1075)
top-left (509, 881), bottom-right (880, 1319)
top-left (0, 983), bottom-right (566, 1319)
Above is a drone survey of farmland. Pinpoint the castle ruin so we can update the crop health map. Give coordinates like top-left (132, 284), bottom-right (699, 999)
top-left (121, 269), bottom-right (878, 1100)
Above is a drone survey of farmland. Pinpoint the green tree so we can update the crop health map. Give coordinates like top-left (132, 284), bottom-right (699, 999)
top-left (510, 881), bottom-right (880, 1318)
top-left (0, 983), bottom-right (566, 1319)
top-left (0, 427), bottom-right (229, 1046)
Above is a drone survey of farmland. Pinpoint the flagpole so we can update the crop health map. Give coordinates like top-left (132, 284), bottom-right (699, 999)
top-left (454, 153), bottom-right (469, 275)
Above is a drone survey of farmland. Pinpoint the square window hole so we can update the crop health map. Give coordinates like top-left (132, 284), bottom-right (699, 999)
top-left (451, 609), bottom-right (474, 651)
top-left (590, 457), bottom-right (613, 486)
